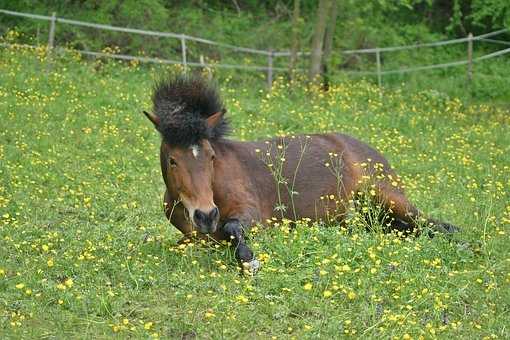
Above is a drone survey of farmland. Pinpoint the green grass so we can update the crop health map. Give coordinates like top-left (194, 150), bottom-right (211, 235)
top-left (0, 45), bottom-right (509, 339)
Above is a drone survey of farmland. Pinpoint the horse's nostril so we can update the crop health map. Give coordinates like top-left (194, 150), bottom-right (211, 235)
top-left (209, 207), bottom-right (219, 220)
top-left (193, 210), bottom-right (207, 223)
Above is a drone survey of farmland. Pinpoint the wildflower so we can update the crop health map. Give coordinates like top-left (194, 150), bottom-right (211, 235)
top-left (236, 295), bottom-right (249, 303)
top-left (303, 283), bottom-right (313, 290)
top-left (144, 322), bottom-right (153, 330)
top-left (258, 253), bottom-right (270, 263)
top-left (323, 290), bottom-right (333, 298)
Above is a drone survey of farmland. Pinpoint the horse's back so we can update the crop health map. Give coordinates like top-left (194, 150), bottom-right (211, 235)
top-left (216, 132), bottom-right (396, 222)
top-left (274, 133), bottom-right (394, 220)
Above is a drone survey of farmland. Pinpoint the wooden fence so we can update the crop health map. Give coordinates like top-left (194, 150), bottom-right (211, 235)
top-left (1, 8), bottom-right (509, 89)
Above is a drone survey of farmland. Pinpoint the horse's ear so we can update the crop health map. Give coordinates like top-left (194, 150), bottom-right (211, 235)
top-left (143, 110), bottom-right (160, 127)
top-left (206, 109), bottom-right (225, 128)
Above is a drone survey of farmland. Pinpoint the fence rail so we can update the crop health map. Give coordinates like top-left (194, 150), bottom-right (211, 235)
top-left (1, 8), bottom-right (509, 88)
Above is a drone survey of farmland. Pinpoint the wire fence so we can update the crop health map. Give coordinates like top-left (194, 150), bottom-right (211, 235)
top-left (1, 8), bottom-right (509, 89)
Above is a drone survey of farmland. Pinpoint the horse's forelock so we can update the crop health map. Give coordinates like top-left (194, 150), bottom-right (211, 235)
top-left (151, 75), bottom-right (229, 147)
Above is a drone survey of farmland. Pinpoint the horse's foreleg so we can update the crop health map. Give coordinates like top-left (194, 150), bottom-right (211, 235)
top-left (222, 219), bottom-right (260, 274)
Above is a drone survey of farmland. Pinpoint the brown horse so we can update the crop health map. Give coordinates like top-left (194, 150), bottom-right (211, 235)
top-left (143, 75), bottom-right (458, 272)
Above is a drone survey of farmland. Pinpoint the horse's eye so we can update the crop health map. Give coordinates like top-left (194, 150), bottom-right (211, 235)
top-left (169, 158), bottom-right (177, 167)
top-left (211, 154), bottom-right (216, 161)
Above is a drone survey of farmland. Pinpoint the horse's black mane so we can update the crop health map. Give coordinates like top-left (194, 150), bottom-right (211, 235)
top-left (152, 74), bottom-right (229, 146)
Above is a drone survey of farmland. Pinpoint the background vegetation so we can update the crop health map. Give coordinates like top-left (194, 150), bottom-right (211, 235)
top-left (1, 0), bottom-right (509, 102)
top-left (2, 1), bottom-right (509, 50)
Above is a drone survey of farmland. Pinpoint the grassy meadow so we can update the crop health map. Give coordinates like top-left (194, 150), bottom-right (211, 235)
top-left (0, 45), bottom-right (509, 339)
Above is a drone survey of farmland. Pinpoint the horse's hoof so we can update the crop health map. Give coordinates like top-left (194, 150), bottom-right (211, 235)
top-left (242, 259), bottom-right (261, 275)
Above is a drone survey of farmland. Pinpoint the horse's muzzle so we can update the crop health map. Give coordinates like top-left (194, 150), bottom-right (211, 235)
top-left (193, 207), bottom-right (220, 234)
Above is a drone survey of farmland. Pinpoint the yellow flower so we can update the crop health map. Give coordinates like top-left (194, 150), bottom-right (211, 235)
top-left (47, 258), bottom-right (54, 267)
top-left (15, 283), bottom-right (25, 289)
top-left (236, 295), bottom-right (249, 303)
top-left (42, 244), bottom-right (49, 252)
top-left (64, 278), bottom-right (73, 287)
top-left (323, 290), bottom-right (333, 298)
top-left (348, 291), bottom-right (357, 300)
top-left (144, 322), bottom-right (153, 330)
top-left (303, 283), bottom-right (313, 290)
top-left (57, 283), bottom-right (66, 290)
top-left (258, 253), bottom-right (270, 263)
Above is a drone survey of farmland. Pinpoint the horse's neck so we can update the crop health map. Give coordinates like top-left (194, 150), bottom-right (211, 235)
top-left (211, 137), bottom-right (274, 189)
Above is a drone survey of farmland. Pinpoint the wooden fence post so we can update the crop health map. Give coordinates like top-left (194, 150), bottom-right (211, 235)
top-left (48, 12), bottom-right (56, 50)
top-left (46, 12), bottom-right (57, 71)
top-left (267, 49), bottom-right (273, 90)
top-left (181, 35), bottom-right (187, 71)
top-left (467, 32), bottom-right (473, 83)
top-left (200, 55), bottom-right (212, 80)
top-left (375, 48), bottom-right (382, 88)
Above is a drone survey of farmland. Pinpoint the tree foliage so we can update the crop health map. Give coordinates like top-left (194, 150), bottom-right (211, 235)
top-left (0, 0), bottom-right (508, 63)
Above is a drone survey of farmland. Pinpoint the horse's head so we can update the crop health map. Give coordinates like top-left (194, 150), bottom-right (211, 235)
top-left (144, 105), bottom-right (226, 234)
top-left (144, 75), bottom-right (229, 234)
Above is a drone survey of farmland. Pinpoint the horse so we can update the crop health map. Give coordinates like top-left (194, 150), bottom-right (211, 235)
top-left (142, 75), bottom-right (458, 272)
